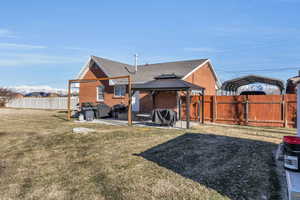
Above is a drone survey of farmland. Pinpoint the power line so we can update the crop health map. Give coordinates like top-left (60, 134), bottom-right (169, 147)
top-left (218, 67), bottom-right (299, 73)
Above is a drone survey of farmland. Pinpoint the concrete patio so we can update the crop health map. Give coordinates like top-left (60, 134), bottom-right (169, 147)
top-left (75, 118), bottom-right (200, 129)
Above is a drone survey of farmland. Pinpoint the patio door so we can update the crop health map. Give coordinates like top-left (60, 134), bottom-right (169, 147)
top-left (132, 91), bottom-right (140, 112)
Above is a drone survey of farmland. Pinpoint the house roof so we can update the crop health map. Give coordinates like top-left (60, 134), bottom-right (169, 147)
top-left (221, 75), bottom-right (285, 92)
top-left (287, 71), bottom-right (300, 85)
top-left (288, 76), bottom-right (300, 85)
top-left (91, 56), bottom-right (135, 78)
top-left (133, 59), bottom-right (209, 83)
top-left (77, 56), bottom-right (220, 86)
top-left (25, 92), bottom-right (48, 97)
top-left (132, 74), bottom-right (205, 92)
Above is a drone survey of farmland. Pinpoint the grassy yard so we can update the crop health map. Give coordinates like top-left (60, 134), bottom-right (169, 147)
top-left (0, 109), bottom-right (296, 200)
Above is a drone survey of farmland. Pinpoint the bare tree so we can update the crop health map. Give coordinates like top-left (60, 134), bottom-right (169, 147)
top-left (0, 88), bottom-right (17, 107)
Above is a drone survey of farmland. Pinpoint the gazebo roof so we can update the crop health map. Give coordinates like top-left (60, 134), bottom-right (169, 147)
top-left (132, 74), bottom-right (205, 92)
top-left (221, 75), bottom-right (285, 92)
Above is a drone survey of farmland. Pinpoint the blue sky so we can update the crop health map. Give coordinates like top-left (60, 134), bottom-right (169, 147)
top-left (0, 0), bottom-right (299, 89)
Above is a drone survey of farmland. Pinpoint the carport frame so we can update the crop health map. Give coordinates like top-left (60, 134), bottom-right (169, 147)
top-left (67, 75), bottom-right (132, 125)
top-left (221, 75), bottom-right (285, 95)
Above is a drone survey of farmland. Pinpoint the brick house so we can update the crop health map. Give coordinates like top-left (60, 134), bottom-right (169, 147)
top-left (77, 56), bottom-right (220, 113)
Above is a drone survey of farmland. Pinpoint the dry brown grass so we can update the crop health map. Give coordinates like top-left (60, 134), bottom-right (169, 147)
top-left (0, 108), bottom-right (295, 200)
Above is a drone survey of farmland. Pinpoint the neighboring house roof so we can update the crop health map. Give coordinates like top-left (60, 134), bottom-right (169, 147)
top-left (286, 71), bottom-right (300, 93)
top-left (288, 76), bottom-right (300, 85)
top-left (77, 56), bottom-right (221, 86)
top-left (25, 92), bottom-right (48, 97)
top-left (47, 93), bottom-right (60, 97)
top-left (14, 93), bottom-right (24, 98)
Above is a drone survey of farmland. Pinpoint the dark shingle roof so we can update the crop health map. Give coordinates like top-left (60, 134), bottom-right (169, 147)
top-left (89, 56), bottom-right (208, 84)
top-left (91, 56), bottom-right (135, 77)
top-left (133, 59), bottom-right (208, 83)
top-left (132, 78), bottom-right (205, 91)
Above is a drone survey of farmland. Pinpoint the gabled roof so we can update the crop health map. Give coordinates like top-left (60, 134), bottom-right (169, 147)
top-left (133, 59), bottom-right (209, 83)
top-left (77, 56), bottom-right (135, 80)
top-left (77, 55), bottom-right (220, 85)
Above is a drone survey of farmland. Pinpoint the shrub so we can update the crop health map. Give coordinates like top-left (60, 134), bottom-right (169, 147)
top-left (0, 88), bottom-right (17, 107)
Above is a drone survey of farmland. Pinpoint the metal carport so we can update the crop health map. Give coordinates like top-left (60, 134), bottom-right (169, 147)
top-left (221, 75), bottom-right (285, 95)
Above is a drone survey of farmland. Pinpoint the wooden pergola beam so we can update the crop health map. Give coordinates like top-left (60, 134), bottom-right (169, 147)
top-left (68, 75), bottom-right (131, 83)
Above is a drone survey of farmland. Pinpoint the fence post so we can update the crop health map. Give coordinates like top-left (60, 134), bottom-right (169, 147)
top-left (198, 100), bottom-right (201, 122)
top-left (245, 96), bottom-right (249, 125)
top-left (283, 95), bottom-right (288, 128)
top-left (202, 91), bottom-right (205, 124)
top-left (212, 95), bottom-right (217, 122)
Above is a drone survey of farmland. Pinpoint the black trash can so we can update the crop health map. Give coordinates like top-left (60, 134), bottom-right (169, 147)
top-left (85, 110), bottom-right (94, 121)
top-left (81, 104), bottom-right (95, 121)
top-left (283, 136), bottom-right (300, 171)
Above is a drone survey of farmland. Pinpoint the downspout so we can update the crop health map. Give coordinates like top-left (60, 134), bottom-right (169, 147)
top-left (297, 83), bottom-right (300, 136)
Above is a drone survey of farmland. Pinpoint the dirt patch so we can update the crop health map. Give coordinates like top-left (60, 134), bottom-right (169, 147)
top-left (139, 133), bottom-right (280, 200)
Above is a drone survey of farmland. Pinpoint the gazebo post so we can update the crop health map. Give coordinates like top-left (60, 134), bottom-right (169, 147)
top-left (152, 90), bottom-right (156, 110)
top-left (176, 91), bottom-right (181, 120)
top-left (186, 89), bottom-right (190, 129)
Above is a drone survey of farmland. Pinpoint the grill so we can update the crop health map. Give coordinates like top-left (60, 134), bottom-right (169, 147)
top-left (283, 136), bottom-right (300, 171)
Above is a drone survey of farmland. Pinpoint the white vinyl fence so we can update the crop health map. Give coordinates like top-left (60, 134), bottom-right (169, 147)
top-left (6, 97), bottom-right (79, 110)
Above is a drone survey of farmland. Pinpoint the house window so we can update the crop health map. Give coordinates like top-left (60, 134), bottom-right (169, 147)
top-left (97, 85), bottom-right (105, 101)
top-left (114, 85), bottom-right (126, 97)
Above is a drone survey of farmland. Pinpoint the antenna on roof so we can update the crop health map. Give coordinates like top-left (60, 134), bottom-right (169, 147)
top-left (134, 54), bottom-right (138, 72)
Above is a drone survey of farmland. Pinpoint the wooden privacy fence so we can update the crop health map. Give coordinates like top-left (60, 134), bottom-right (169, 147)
top-left (181, 94), bottom-right (297, 128)
top-left (6, 97), bottom-right (79, 110)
